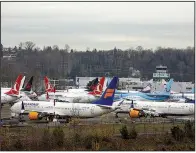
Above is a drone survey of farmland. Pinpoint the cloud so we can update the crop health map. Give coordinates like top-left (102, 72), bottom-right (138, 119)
top-left (1, 2), bottom-right (194, 50)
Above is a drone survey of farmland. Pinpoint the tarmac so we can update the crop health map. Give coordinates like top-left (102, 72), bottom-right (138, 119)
top-left (0, 104), bottom-right (194, 127)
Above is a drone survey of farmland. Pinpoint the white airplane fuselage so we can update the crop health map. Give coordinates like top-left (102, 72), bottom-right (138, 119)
top-left (38, 92), bottom-right (98, 103)
top-left (115, 100), bottom-right (194, 116)
top-left (11, 100), bottom-right (120, 118)
top-left (170, 93), bottom-right (194, 100)
top-left (1, 92), bottom-right (19, 104)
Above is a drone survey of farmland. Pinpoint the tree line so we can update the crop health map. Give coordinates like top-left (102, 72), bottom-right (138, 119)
top-left (1, 42), bottom-right (195, 86)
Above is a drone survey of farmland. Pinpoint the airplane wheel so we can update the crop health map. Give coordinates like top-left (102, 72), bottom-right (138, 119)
top-left (115, 113), bottom-right (119, 118)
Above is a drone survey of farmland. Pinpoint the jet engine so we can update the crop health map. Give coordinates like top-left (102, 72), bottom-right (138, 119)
top-left (129, 110), bottom-right (145, 118)
top-left (28, 112), bottom-right (42, 120)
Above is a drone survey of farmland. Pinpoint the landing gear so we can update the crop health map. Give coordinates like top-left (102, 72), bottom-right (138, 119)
top-left (115, 113), bottom-right (119, 118)
top-left (18, 114), bottom-right (25, 123)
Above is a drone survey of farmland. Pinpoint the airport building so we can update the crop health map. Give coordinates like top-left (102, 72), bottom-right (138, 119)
top-left (153, 65), bottom-right (170, 82)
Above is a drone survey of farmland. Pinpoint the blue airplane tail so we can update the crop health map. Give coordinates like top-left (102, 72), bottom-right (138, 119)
top-left (164, 79), bottom-right (174, 93)
top-left (192, 88), bottom-right (195, 94)
top-left (92, 76), bottom-right (118, 106)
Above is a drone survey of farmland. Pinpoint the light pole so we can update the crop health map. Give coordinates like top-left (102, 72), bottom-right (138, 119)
top-left (0, 43), bottom-right (3, 124)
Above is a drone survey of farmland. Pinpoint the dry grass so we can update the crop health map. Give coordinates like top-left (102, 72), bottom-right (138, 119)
top-left (0, 121), bottom-right (194, 151)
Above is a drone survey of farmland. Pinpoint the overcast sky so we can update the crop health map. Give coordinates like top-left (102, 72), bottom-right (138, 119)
top-left (1, 2), bottom-right (194, 50)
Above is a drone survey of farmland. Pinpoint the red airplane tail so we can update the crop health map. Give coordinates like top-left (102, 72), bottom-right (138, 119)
top-left (89, 77), bottom-right (105, 96)
top-left (5, 74), bottom-right (23, 96)
top-left (44, 76), bottom-right (55, 92)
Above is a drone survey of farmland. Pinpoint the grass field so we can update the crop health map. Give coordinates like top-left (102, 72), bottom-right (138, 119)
top-left (0, 120), bottom-right (194, 151)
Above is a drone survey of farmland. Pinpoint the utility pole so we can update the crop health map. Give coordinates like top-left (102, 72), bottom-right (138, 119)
top-left (0, 43), bottom-right (3, 124)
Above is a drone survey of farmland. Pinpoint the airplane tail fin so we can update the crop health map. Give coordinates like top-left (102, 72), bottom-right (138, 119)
top-left (5, 74), bottom-right (23, 96)
top-left (89, 78), bottom-right (99, 91)
top-left (44, 76), bottom-right (55, 92)
top-left (141, 84), bottom-right (151, 93)
top-left (24, 76), bottom-right (34, 91)
top-left (20, 76), bottom-right (26, 91)
top-left (89, 77), bottom-right (105, 95)
top-left (92, 76), bottom-right (118, 106)
top-left (103, 77), bottom-right (108, 92)
top-left (164, 79), bottom-right (174, 93)
top-left (192, 88), bottom-right (195, 94)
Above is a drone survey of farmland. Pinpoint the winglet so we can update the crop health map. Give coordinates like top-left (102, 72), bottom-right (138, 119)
top-left (92, 76), bottom-right (118, 106)
top-left (5, 74), bottom-right (23, 96)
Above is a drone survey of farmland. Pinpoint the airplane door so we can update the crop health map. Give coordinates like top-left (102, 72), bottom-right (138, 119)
top-left (71, 103), bottom-right (76, 116)
top-left (168, 104), bottom-right (172, 113)
top-left (90, 106), bottom-right (95, 115)
top-left (75, 103), bottom-right (80, 117)
top-left (71, 103), bottom-right (80, 117)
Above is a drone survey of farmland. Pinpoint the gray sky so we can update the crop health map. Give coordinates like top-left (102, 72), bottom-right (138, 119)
top-left (1, 2), bottom-right (194, 50)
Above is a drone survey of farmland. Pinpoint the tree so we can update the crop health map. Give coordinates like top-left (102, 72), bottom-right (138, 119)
top-left (64, 44), bottom-right (70, 52)
top-left (52, 45), bottom-right (59, 51)
top-left (18, 42), bottom-right (24, 50)
top-left (136, 46), bottom-right (143, 51)
top-left (24, 41), bottom-right (36, 51)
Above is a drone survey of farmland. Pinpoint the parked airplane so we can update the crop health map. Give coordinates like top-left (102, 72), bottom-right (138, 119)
top-left (117, 79), bottom-right (173, 101)
top-left (11, 76), bottom-right (122, 122)
top-left (115, 99), bottom-right (194, 118)
top-left (20, 76), bottom-right (37, 99)
top-left (2, 76), bottom-right (37, 103)
top-left (104, 77), bottom-right (152, 94)
top-left (1, 74), bottom-right (23, 104)
top-left (44, 76), bottom-right (99, 93)
top-left (169, 93), bottom-right (194, 101)
top-left (38, 76), bottom-right (106, 103)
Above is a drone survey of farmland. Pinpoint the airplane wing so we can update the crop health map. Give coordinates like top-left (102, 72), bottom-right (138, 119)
top-left (96, 104), bottom-right (113, 109)
top-left (21, 109), bottom-right (65, 116)
top-left (131, 106), bottom-right (160, 117)
top-left (141, 108), bottom-right (160, 117)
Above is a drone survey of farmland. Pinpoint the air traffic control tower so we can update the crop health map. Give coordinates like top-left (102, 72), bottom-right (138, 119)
top-left (153, 65), bottom-right (170, 82)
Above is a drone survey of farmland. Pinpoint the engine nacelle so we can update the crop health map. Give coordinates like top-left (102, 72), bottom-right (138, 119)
top-left (28, 112), bottom-right (42, 120)
top-left (129, 110), bottom-right (145, 118)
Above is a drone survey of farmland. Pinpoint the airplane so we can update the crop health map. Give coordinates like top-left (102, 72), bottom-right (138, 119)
top-left (115, 79), bottom-right (173, 102)
top-left (45, 76), bottom-right (99, 93)
top-left (105, 77), bottom-right (152, 94)
top-left (20, 76), bottom-right (37, 99)
top-left (10, 76), bottom-right (123, 122)
top-left (158, 79), bottom-right (194, 101)
top-left (38, 76), bottom-right (106, 103)
top-left (2, 76), bottom-right (37, 102)
top-left (169, 92), bottom-right (194, 101)
top-left (115, 99), bottom-right (194, 118)
top-left (1, 74), bottom-right (23, 104)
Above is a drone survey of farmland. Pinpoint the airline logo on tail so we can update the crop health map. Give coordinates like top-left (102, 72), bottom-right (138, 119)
top-left (92, 76), bottom-right (118, 106)
top-left (5, 74), bottom-right (23, 96)
top-left (44, 76), bottom-right (55, 92)
top-left (104, 89), bottom-right (115, 99)
top-left (24, 76), bottom-right (34, 91)
top-left (89, 77), bottom-right (105, 95)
